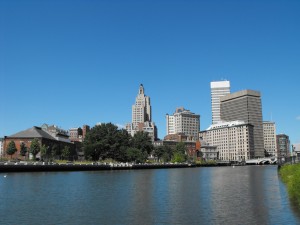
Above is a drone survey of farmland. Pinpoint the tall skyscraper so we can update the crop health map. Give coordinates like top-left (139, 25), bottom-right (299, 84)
top-left (166, 107), bottom-right (200, 140)
top-left (132, 84), bottom-right (151, 127)
top-left (263, 121), bottom-right (277, 157)
top-left (126, 84), bottom-right (157, 142)
top-left (220, 90), bottom-right (264, 158)
top-left (210, 81), bottom-right (230, 124)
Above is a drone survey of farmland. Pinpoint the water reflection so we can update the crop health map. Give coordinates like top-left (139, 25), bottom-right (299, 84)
top-left (0, 166), bottom-right (300, 225)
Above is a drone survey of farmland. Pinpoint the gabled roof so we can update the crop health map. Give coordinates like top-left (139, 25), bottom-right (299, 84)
top-left (8, 126), bottom-right (56, 140)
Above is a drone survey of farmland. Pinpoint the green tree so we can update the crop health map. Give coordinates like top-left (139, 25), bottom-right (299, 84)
top-left (83, 123), bottom-right (130, 161)
top-left (51, 144), bottom-right (60, 159)
top-left (20, 142), bottom-right (28, 160)
top-left (175, 142), bottom-right (187, 154)
top-left (6, 141), bottom-right (17, 159)
top-left (30, 138), bottom-right (40, 160)
top-left (126, 147), bottom-right (147, 163)
top-left (40, 145), bottom-right (50, 161)
top-left (62, 146), bottom-right (71, 160)
top-left (172, 142), bottom-right (187, 163)
top-left (131, 131), bottom-right (153, 155)
top-left (153, 145), bottom-right (173, 162)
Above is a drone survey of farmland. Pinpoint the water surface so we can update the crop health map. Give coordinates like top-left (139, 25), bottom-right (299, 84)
top-left (0, 166), bottom-right (299, 225)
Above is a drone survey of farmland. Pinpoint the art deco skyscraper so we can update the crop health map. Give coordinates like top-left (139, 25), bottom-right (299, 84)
top-left (210, 81), bottom-right (230, 124)
top-left (126, 84), bottom-right (157, 142)
top-left (132, 84), bottom-right (151, 128)
top-left (220, 90), bottom-right (264, 158)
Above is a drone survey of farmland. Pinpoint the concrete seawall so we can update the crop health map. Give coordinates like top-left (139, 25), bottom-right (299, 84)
top-left (0, 164), bottom-right (198, 172)
top-left (0, 162), bottom-right (237, 172)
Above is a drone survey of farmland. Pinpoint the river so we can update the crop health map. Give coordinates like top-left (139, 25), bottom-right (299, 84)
top-left (0, 165), bottom-right (299, 225)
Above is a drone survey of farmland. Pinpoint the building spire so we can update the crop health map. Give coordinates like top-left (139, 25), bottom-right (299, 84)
top-left (139, 84), bottom-right (144, 95)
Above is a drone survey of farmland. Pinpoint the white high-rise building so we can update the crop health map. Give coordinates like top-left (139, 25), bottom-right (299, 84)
top-left (263, 121), bottom-right (277, 157)
top-left (166, 107), bottom-right (200, 140)
top-left (199, 121), bottom-right (255, 161)
top-left (211, 81), bottom-right (230, 124)
top-left (132, 84), bottom-right (151, 128)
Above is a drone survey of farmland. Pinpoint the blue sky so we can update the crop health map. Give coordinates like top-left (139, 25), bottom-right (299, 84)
top-left (1, 0), bottom-right (299, 144)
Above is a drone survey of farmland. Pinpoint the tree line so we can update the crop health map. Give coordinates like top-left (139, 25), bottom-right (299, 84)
top-left (5, 123), bottom-right (191, 163)
top-left (83, 123), bottom-right (188, 163)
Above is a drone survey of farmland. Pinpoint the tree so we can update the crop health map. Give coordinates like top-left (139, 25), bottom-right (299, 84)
top-left (172, 142), bottom-right (187, 163)
top-left (153, 146), bottom-right (165, 162)
top-left (30, 138), bottom-right (40, 160)
top-left (126, 147), bottom-right (147, 163)
top-left (51, 144), bottom-right (60, 159)
top-left (6, 141), bottom-right (17, 159)
top-left (175, 142), bottom-right (187, 154)
top-left (20, 142), bottom-right (28, 160)
top-left (40, 145), bottom-right (50, 161)
top-left (83, 123), bottom-right (130, 161)
top-left (62, 146), bottom-right (71, 160)
top-left (131, 131), bottom-right (153, 155)
top-left (153, 145), bottom-right (173, 162)
top-left (264, 149), bottom-right (271, 157)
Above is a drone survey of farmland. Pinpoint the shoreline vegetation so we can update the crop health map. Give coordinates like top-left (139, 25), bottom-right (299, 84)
top-left (279, 164), bottom-right (300, 208)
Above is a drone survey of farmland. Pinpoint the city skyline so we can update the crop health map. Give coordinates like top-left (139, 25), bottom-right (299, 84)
top-left (1, 0), bottom-right (300, 144)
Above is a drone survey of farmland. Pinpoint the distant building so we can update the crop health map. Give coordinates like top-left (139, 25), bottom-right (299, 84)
top-left (220, 90), bottom-right (264, 158)
top-left (277, 134), bottom-right (290, 158)
top-left (126, 84), bottom-right (157, 142)
top-left (199, 121), bottom-right (254, 161)
top-left (263, 121), bottom-right (277, 157)
top-left (166, 107), bottom-right (200, 141)
top-left (69, 125), bottom-right (90, 142)
top-left (211, 81), bottom-right (230, 125)
top-left (0, 138), bottom-right (3, 157)
top-left (3, 126), bottom-right (75, 160)
top-left (199, 138), bottom-right (219, 161)
top-left (41, 124), bottom-right (71, 143)
top-left (292, 143), bottom-right (300, 160)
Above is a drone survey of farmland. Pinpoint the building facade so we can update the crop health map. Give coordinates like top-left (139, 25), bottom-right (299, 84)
top-left (263, 121), bottom-right (277, 157)
top-left (166, 107), bottom-right (200, 140)
top-left (69, 125), bottom-right (90, 142)
top-left (0, 138), bottom-right (3, 157)
top-left (132, 84), bottom-right (151, 128)
top-left (126, 84), bottom-right (157, 142)
top-left (220, 90), bottom-right (264, 158)
top-left (211, 81), bottom-right (230, 125)
top-left (276, 134), bottom-right (290, 158)
top-left (3, 126), bottom-right (75, 160)
top-left (199, 121), bottom-right (255, 161)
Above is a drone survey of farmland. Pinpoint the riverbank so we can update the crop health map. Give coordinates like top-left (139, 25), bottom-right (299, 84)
top-left (279, 163), bottom-right (300, 207)
top-left (0, 162), bottom-right (231, 172)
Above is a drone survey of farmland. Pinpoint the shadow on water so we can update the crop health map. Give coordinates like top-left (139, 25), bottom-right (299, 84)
top-left (290, 200), bottom-right (300, 220)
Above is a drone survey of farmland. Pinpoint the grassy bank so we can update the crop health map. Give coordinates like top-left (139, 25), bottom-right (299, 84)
top-left (279, 164), bottom-right (300, 207)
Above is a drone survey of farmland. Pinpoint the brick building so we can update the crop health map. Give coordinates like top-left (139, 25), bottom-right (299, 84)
top-left (3, 126), bottom-right (75, 160)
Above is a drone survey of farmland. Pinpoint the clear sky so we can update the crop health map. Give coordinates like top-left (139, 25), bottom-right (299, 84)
top-left (1, 0), bottom-right (300, 144)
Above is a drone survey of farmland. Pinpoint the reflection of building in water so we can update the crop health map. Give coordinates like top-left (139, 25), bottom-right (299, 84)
top-left (199, 120), bottom-right (254, 161)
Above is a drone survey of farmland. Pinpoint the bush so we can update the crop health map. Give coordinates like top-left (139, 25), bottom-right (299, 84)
top-left (279, 164), bottom-right (300, 207)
